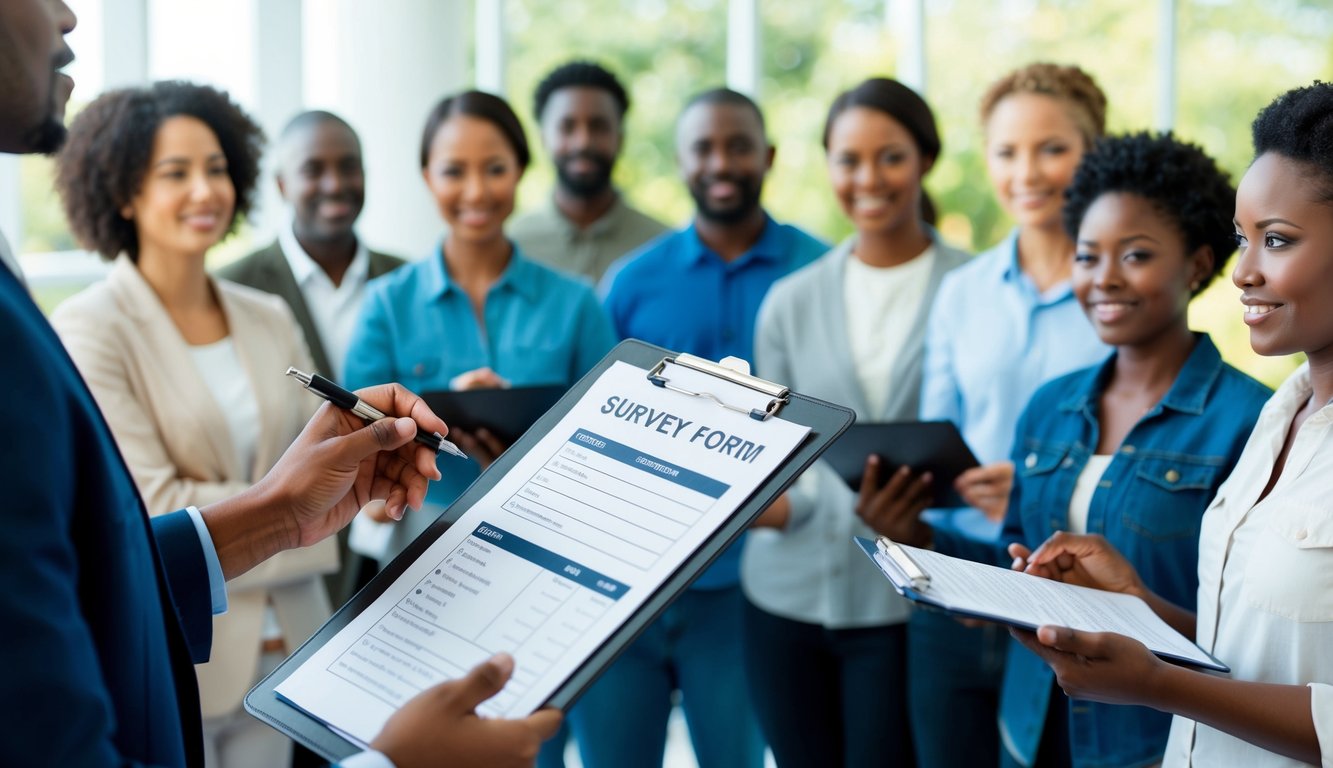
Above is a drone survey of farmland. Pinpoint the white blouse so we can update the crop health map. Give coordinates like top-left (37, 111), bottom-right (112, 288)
top-left (189, 337), bottom-right (261, 480)
top-left (1163, 363), bottom-right (1333, 767)
top-left (1067, 454), bottom-right (1112, 535)
top-left (843, 246), bottom-right (935, 418)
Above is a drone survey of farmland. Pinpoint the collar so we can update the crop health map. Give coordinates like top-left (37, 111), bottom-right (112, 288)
top-left (997, 228), bottom-right (1075, 302)
top-left (548, 191), bottom-right (629, 237)
top-left (1271, 362), bottom-right (1323, 419)
top-left (278, 217), bottom-right (370, 288)
top-left (997, 229), bottom-right (1024, 283)
top-left (1058, 333), bottom-right (1223, 416)
top-left (682, 211), bottom-right (783, 267)
top-left (423, 241), bottom-right (540, 303)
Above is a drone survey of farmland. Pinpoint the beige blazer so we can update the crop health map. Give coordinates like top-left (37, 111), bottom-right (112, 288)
top-left (51, 256), bottom-right (337, 718)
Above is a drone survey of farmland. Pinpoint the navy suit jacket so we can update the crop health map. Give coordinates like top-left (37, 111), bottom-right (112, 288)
top-left (2, 265), bottom-right (213, 766)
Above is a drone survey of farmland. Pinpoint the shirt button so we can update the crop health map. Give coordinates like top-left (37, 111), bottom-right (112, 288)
top-left (1061, 457), bottom-right (1074, 468)
top-left (413, 363), bottom-right (426, 377)
top-left (1296, 529), bottom-right (1308, 541)
top-left (1025, 453), bottom-right (1038, 469)
top-left (1097, 479), bottom-right (1113, 489)
top-left (1165, 469), bottom-right (1181, 484)
top-left (1121, 445), bottom-right (1136, 455)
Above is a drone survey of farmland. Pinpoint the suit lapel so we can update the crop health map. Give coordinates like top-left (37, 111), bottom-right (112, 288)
top-left (255, 247), bottom-right (332, 377)
top-left (214, 281), bottom-right (282, 479)
top-left (107, 258), bottom-right (243, 480)
top-left (367, 250), bottom-right (401, 279)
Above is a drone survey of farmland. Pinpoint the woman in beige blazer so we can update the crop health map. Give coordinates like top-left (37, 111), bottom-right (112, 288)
top-left (50, 82), bottom-right (335, 768)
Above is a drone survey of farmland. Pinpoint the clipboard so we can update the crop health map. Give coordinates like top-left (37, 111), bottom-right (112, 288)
top-left (421, 385), bottom-right (566, 444)
top-left (854, 536), bottom-right (1229, 672)
top-left (821, 421), bottom-right (979, 508)
top-left (245, 339), bottom-right (855, 760)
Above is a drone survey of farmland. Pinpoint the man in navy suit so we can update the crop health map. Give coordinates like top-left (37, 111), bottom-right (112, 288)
top-left (0, 2), bottom-right (559, 766)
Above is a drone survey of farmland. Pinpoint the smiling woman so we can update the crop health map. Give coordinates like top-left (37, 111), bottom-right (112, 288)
top-left (1013, 81), bottom-right (1333, 768)
top-left (740, 77), bottom-right (971, 768)
top-left (47, 80), bottom-right (334, 768)
top-left (976, 132), bottom-right (1273, 768)
top-left (909, 63), bottom-right (1114, 768)
top-left (342, 89), bottom-right (617, 571)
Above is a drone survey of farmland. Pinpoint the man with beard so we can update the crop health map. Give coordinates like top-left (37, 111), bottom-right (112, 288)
top-left (0, 2), bottom-right (560, 765)
top-left (581, 88), bottom-right (825, 768)
top-left (220, 111), bottom-right (404, 383)
top-left (508, 61), bottom-right (667, 282)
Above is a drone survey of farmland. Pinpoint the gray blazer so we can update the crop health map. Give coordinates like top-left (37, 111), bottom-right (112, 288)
top-left (742, 233), bottom-right (971, 628)
top-left (217, 241), bottom-right (404, 377)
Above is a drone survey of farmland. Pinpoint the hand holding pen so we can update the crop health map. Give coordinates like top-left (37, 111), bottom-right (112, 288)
top-left (286, 367), bottom-right (468, 459)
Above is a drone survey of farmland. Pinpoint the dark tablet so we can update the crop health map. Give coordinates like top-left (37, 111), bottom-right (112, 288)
top-left (821, 421), bottom-right (979, 508)
top-left (421, 385), bottom-right (567, 444)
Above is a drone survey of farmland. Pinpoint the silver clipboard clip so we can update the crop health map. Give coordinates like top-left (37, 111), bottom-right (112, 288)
top-left (876, 536), bottom-right (931, 591)
top-left (646, 354), bottom-right (790, 421)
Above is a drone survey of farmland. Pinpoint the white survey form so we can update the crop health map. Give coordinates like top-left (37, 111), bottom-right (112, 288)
top-left (276, 361), bottom-right (811, 744)
top-left (855, 537), bottom-right (1225, 671)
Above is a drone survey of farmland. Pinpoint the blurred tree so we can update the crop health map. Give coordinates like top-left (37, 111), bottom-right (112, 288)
top-left (17, 0), bottom-right (1331, 384)
top-left (505, 0), bottom-right (1330, 387)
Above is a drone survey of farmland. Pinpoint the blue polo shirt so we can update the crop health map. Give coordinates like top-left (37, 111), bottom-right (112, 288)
top-left (345, 244), bottom-right (617, 560)
top-left (599, 213), bottom-right (827, 589)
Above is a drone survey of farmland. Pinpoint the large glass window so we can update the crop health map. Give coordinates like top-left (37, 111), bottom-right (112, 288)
top-left (506, 0), bottom-right (728, 227)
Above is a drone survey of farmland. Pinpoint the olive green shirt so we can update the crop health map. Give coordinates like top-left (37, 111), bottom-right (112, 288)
top-left (507, 192), bottom-right (670, 282)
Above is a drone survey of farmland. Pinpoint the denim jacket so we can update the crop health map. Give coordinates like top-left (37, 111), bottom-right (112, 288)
top-left (997, 334), bottom-right (1270, 768)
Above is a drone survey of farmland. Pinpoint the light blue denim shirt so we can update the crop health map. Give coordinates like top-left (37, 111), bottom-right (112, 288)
top-left (344, 244), bottom-right (617, 560)
top-left (920, 229), bottom-right (1110, 539)
top-left (989, 334), bottom-right (1269, 768)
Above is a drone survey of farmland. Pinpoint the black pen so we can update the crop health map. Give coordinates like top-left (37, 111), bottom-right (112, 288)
top-left (286, 367), bottom-right (467, 459)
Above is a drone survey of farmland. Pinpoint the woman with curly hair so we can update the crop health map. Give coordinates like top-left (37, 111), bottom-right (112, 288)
top-left (50, 81), bottom-right (333, 768)
top-left (1013, 80), bottom-right (1333, 768)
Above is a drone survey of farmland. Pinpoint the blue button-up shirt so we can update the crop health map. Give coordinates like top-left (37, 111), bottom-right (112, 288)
top-left (921, 229), bottom-right (1111, 540)
top-left (599, 213), bottom-right (826, 588)
top-left (940, 334), bottom-right (1271, 768)
top-left (345, 245), bottom-right (617, 559)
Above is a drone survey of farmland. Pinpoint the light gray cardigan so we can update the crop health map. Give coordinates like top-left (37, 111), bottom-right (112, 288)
top-left (741, 233), bottom-right (971, 628)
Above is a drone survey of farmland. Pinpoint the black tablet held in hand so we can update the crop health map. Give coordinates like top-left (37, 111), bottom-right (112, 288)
top-left (421, 385), bottom-right (567, 444)
top-left (821, 421), bottom-right (979, 508)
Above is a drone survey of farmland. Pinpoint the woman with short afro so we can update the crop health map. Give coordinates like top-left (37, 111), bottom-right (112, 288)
top-left (991, 131), bottom-right (1272, 768)
top-left (1016, 81), bottom-right (1333, 768)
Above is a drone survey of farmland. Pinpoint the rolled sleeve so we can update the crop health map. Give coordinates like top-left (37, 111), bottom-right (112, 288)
top-left (185, 505), bottom-right (228, 615)
top-left (1312, 683), bottom-right (1333, 768)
